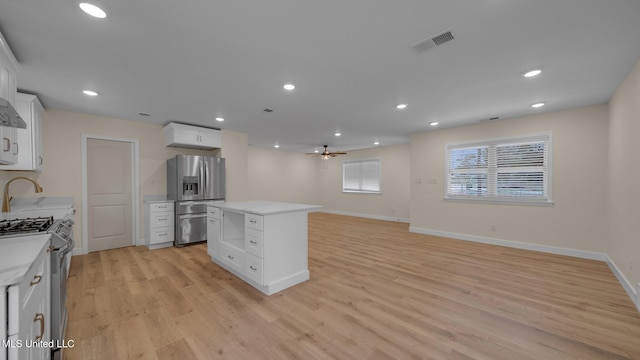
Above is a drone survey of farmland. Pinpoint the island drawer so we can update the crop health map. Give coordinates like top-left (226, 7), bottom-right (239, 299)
top-left (245, 228), bottom-right (264, 258)
top-left (245, 253), bottom-right (264, 285)
top-left (245, 214), bottom-right (263, 231)
top-left (207, 206), bottom-right (221, 219)
top-left (221, 243), bottom-right (244, 273)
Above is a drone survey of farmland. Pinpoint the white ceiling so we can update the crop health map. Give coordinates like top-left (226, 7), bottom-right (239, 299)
top-left (1, 0), bottom-right (640, 152)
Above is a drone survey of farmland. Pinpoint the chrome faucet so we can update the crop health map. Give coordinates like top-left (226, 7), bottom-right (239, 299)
top-left (2, 176), bottom-right (43, 212)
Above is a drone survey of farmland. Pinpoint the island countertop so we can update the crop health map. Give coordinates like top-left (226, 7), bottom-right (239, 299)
top-left (210, 200), bottom-right (321, 215)
top-left (0, 234), bottom-right (50, 286)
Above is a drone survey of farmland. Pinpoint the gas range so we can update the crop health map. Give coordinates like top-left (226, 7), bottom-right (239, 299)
top-left (0, 216), bottom-right (55, 237)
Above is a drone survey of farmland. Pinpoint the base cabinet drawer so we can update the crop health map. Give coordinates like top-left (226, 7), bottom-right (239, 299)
top-left (150, 211), bottom-right (174, 227)
top-left (245, 254), bottom-right (264, 285)
top-left (221, 244), bottom-right (244, 273)
top-left (149, 226), bottom-right (174, 244)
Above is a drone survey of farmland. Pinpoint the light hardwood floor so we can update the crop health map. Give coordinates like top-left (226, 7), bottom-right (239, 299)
top-left (64, 213), bottom-right (640, 359)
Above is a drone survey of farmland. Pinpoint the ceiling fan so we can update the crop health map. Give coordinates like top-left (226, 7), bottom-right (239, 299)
top-left (307, 145), bottom-right (347, 159)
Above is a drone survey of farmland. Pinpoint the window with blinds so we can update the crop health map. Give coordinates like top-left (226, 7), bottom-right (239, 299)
top-left (445, 134), bottom-right (551, 204)
top-left (342, 158), bottom-right (381, 193)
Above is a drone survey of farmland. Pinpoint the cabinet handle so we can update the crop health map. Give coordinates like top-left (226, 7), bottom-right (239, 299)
top-left (157, 217), bottom-right (167, 221)
top-left (250, 265), bottom-right (257, 271)
top-left (250, 219), bottom-right (257, 224)
top-left (2, 137), bottom-right (9, 152)
top-left (12, 142), bottom-right (18, 155)
top-left (249, 240), bottom-right (257, 245)
top-left (39, 156), bottom-right (43, 165)
top-left (158, 233), bottom-right (167, 237)
top-left (34, 313), bottom-right (45, 341)
top-left (30, 275), bottom-right (42, 286)
top-left (227, 255), bottom-right (234, 260)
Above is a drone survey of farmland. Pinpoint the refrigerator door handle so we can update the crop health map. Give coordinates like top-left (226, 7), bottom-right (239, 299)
top-left (199, 158), bottom-right (206, 197)
top-left (203, 158), bottom-right (209, 195)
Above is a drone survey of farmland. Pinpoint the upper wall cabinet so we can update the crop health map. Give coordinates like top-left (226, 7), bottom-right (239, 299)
top-left (164, 122), bottom-right (221, 149)
top-left (0, 30), bottom-right (18, 106)
top-left (0, 93), bottom-right (45, 171)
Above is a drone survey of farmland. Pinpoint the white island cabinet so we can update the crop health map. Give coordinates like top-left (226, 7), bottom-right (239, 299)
top-left (207, 201), bottom-right (321, 295)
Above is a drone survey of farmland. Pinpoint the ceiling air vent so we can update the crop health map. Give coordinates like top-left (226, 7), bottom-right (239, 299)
top-left (411, 29), bottom-right (455, 55)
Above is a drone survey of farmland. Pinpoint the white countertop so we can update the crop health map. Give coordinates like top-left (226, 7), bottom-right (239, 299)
top-left (1, 196), bottom-right (74, 220)
top-left (211, 200), bottom-right (321, 215)
top-left (0, 234), bottom-right (50, 286)
top-left (143, 194), bottom-right (175, 204)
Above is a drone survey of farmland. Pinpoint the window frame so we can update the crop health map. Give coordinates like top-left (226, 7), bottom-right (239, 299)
top-left (342, 158), bottom-right (382, 194)
top-left (444, 133), bottom-right (553, 205)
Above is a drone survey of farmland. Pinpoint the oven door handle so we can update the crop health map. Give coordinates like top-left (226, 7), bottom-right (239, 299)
top-left (59, 237), bottom-right (75, 257)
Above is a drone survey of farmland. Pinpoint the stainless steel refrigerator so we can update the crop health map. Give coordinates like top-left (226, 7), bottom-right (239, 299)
top-left (167, 155), bottom-right (226, 246)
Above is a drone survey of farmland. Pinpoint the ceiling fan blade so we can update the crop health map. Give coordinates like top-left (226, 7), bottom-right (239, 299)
top-left (332, 152), bottom-right (347, 155)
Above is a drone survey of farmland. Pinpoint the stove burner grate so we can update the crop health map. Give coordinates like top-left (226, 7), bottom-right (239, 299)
top-left (0, 216), bottom-right (55, 235)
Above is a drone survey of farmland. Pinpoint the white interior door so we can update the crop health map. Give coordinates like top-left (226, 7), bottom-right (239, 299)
top-left (87, 138), bottom-right (133, 252)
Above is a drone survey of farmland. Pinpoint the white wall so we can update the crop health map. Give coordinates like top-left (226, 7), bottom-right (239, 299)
top-left (316, 144), bottom-right (411, 221)
top-left (247, 147), bottom-right (319, 204)
top-left (607, 58), bottom-right (640, 294)
top-left (410, 105), bottom-right (609, 253)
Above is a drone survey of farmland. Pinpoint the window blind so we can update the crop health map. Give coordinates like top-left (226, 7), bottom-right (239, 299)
top-left (446, 134), bottom-right (551, 203)
top-left (343, 158), bottom-right (381, 193)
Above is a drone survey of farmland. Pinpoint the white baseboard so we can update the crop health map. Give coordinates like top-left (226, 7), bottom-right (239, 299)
top-left (318, 209), bottom-right (410, 223)
top-left (409, 226), bottom-right (639, 311)
top-left (603, 256), bottom-right (639, 311)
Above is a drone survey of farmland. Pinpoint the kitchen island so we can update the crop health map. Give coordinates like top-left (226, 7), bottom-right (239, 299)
top-left (207, 201), bottom-right (321, 295)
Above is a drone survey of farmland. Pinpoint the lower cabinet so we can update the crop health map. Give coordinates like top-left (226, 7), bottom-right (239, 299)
top-left (4, 240), bottom-right (51, 360)
top-left (207, 204), bottom-right (310, 295)
top-left (144, 201), bottom-right (175, 249)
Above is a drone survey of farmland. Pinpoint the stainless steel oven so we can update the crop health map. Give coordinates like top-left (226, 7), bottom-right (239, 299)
top-left (48, 218), bottom-right (74, 360)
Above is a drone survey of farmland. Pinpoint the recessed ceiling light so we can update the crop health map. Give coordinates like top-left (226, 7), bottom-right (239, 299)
top-left (531, 102), bottom-right (545, 108)
top-left (524, 69), bottom-right (542, 78)
top-left (83, 90), bottom-right (98, 96)
top-left (314, 149), bottom-right (319, 153)
top-left (430, 121), bottom-right (439, 126)
top-left (215, 117), bottom-right (224, 122)
top-left (283, 84), bottom-right (295, 91)
top-left (79, 3), bottom-right (107, 18)
top-left (374, 141), bottom-right (380, 145)
top-left (334, 132), bottom-right (341, 137)
top-left (396, 104), bottom-right (408, 110)
top-left (274, 144), bottom-right (280, 148)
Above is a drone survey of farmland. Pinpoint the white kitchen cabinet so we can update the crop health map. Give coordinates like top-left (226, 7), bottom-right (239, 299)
top-left (144, 201), bottom-right (175, 249)
top-left (207, 201), bottom-right (320, 295)
top-left (206, 205), bottom-right (221, 259)
top-left (164, 122), bottom-right (221, 149)
top-left (0, 127), bottom-right (17, 165)
top-left (0, 93), bottom-right (44, 171)
top-left (4, 237), bottom-right (51, 360)
top-left (0, 30), bottom-right (18, 107)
